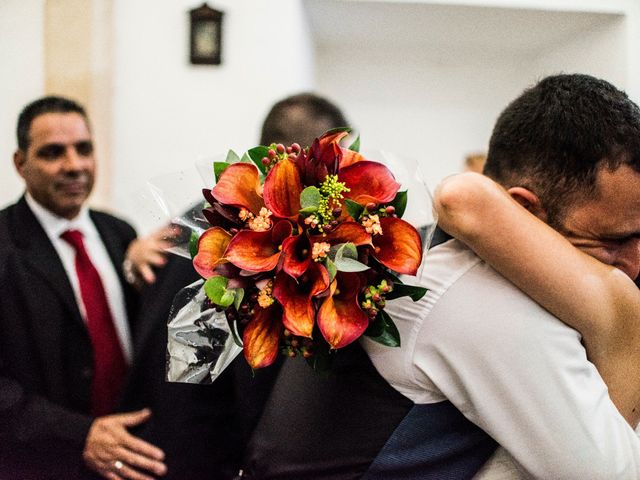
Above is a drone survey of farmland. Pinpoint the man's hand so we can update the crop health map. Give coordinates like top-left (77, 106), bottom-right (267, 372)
top-left (83, 408), bottom-right (167, 480)
top-left (124, 226), bottom-right (179, 286)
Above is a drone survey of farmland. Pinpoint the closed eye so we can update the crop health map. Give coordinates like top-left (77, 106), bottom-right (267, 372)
top-left (36, 144), bottom-right (65, 160)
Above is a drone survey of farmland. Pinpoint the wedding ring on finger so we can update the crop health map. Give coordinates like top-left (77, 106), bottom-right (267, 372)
top-left (114, 460), bottom-right (124, 471)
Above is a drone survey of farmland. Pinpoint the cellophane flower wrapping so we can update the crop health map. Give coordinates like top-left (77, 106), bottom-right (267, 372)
top-left (163, 130), bottom-right (435, 384)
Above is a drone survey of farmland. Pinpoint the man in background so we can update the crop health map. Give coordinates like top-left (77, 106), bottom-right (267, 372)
top-left (0, 96), bottom-right (167, 479)
top-left (123, 92), bottom-right (350, 479)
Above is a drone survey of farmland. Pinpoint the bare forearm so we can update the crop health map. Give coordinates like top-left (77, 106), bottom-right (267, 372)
top-left (434, 173), bottom-right (640, 424)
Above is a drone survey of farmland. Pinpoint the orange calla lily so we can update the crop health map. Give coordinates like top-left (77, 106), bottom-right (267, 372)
top-left (311, 221), bottom-right (372, 248)
top-left (243, 304), bottom-right (283, 369)
top-left (281, 233), bottom-right (313, 279)
top-left (311, 130), bottom-right (345, 172)
top-left (263, 158), bottom-right (303, 220)
top-left (212, 163), bottom-right (264, 216)
top-left (193, 227), bottom-right (232, 279)
top-left (317, 272), bottom-right (369, 349)
top-left (372, 217), bottom-right (422, 275)
top-left (224, 220), bottom-right (292, 272)
top-left (339, 161), bottom-right (401, 205)
top-left (273, 263), bottom-right (330, 338)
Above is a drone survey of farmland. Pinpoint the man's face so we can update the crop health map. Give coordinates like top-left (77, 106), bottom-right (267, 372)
top-left (557, 164), bottom-right (640, 280)
top-left (14, 112), bottom-right (95, 220)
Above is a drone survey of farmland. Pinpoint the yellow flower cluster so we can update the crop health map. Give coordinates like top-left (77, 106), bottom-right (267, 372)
top-left (304, 214), bottom-right (320, 228)
top-left (361, 214), bottom-right (383, 235)
top-left (312, 241), bottom-right (331, 261)
top-left (318, 175), bottom-right (350, 226)
top-left (245, 207), bottom-right (273, 232)
top-left (257, 281), bottom-right (274, 308)
top-left (238, 208), bottom-right (253, 221)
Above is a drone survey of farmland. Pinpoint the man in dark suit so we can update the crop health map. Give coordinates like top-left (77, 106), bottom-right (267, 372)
top-left (0, 96), bottom-right (166, 480)
top-left (123, 92), bottom-right (352, 479)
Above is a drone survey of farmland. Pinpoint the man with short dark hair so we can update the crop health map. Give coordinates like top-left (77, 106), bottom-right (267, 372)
top-left (260, 93), bottom-right (349, 148)
top-left (242, 75), bottom-right (640, 479)
top-left (0, 96), bottom-right (166, 479)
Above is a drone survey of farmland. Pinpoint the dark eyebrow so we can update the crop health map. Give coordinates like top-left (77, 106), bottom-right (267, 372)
top-left (35, 143), bottom-right (66, 158)
top-left (602, 232), bottom-right (640, 242)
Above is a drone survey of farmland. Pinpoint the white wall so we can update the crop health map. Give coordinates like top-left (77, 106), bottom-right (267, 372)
top-left (316, 45), bottom-right (525, 192)
top-left (531, 15), bottom-right (627, 91)
top-left (314, 4), bottom-right (630, 194)
top-left (0, 0), bottom-right (45, 209)
top-left (111, 0), bottom-right (314, 233)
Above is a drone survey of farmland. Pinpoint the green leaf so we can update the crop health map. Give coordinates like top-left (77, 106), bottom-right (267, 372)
top-left (389, 190), bottom-right (408, 218)
top-left (365, 309), bottom-right (401, 347)
top-left (220, 290), bottom-right (235, 307)
top-left (300, 186), bottom-right (321, 210)
top-left (344, 199), bottom-right (364, 220)
top-left (299, 206), bottom-right (318, 215)
top-left (189, 231), bottom-right (200, 259)
top-left (204, 276), bottom-right (235, 307)
top-left (325, 258), bottom-right (337, 282)
top-left (214, 162), bottom-right (230, 182)
top-left (333, 242), bottom-right (369, 272)
top-left (385, 283), bottom-right (428, 301)
top-left (240, 152), bottom-right (252, 163)
top-left (225, 149), bottom-right (241, 164)
top-left (248, 146), bottom-right (270, 176)
top-left (348, 134), bottom-right (361, 153)
top-left (233, 288), bottom-right (245, 311)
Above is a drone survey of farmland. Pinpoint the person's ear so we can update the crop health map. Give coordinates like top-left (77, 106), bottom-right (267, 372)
top-left (13, 150), bottom-right (26, 178)
top-left (507, 186), bottom-right (548, 222)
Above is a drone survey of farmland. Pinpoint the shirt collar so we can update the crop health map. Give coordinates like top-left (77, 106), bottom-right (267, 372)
top-left (25, 193), bottom-right (93, 241)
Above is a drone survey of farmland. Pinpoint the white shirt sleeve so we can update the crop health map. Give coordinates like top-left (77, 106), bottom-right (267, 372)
top-left (412, 260), bottom-right (640, 479)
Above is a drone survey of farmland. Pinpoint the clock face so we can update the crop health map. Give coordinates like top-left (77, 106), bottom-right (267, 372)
top-left (194, 21), bottom-right (219, 58)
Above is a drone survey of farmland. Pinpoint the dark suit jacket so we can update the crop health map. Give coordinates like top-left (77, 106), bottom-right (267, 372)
top-left (124, 252), bottom-right (282, 479)
top-left (0, 196), bottom-right (138, 480)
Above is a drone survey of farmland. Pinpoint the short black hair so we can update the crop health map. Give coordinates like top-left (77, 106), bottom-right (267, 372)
top-left (260, 93), bottom-right (349, 148)
top-left (16, 96), bottom-right (89, 151)
top-left (484, 74), bottom-right (640, 226)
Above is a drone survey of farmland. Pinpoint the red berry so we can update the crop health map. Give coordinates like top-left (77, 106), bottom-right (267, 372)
top-left (276, 143), bottom-right (285, 154)
top-left (366, 202), bottom-right (376, 211)
top-left (286, 146), bottom-right (293, 154)
top-left (268, 149), bottom-right (276, 159)
top-left (291, 143), bottom-right (301, 153)
top-left (385, 206), bottom-right (396, 214)
top-left (261, 157), bottom-right (270, 166)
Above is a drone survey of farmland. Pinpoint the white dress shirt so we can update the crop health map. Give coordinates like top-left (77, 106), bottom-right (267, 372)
top-left (26, 194), bottom-right (133, 362)
top-left (363, 238), bottom-right (640, 479)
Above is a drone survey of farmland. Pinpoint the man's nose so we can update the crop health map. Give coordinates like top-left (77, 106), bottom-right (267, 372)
top-left (61, 146), bottom-right (83, 170)
top-left (615, 239), bottom-right (640, 280)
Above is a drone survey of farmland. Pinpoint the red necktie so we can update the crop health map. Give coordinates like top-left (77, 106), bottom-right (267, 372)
top-left (60, 229), bottom-right (127, 416)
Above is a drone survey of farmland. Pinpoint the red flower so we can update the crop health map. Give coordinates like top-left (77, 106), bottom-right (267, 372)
top-left (193, 227), bottom-right (232, 279)
top-left (224, 220), bottom-right (293, 272)
top-left (243, 303), bottom-right (283, 369)
top-left (262, 157), bottom-right (303, 220)
top-left (372, 217), bottom-right (423, 275)
top-left (273, 263), bottom-right (330, 338)
top-left (317, 272), bottom-right (369, 349)
top-left (211, 163), bottom-right (264, 216)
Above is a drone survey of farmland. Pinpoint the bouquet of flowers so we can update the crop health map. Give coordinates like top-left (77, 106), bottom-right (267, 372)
top-left (166, 129), bottom-right (428, 381)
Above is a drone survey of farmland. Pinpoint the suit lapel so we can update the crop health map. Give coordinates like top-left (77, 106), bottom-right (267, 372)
top-left (12, 197), bottom-right (85, 328)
